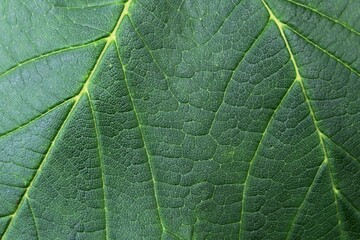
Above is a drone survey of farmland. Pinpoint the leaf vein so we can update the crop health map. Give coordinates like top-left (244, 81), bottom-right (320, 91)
top-left (27, 200), bottom-right (39, 240)
top-left (0, 1), bottom-right (133, 234)
top-left (322, 134), bottom-right (360, 164)
top-left (285, 162), bottom-right (326, 240)
top-left (285, 0), bottom-right (360, 36)
top-left (0, 98), bottom-right (73, 140)
top-left (208, 20), bottom-right (271, 135)
top-left (262, 1), bottom-right (345, 238)
top-left (337, 191), bottom-right (360, 214)
top-left (114, 37), bottom-right (166, 234)
top-left (1, 99), bottom-right (77, 239)
top-left (87, 93), bottom-right (109, 239)
top-left (126, 17), bottom-right (179, 103)
top-left (0, 38), bottom-right (105, 79)
top-left (238, 72), bottom-right (298, 239)
top-left (283, 24), bottom-right (360, 78)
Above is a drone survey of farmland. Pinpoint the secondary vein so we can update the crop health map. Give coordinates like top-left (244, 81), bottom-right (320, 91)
top-left (87, 93), bottom-right (109, 239)
top-left (1, 1), bottom-right (133, 238)
top-left (0, 38), bottom-right (105, 80)
top-left (261, 0), bottom-right (344, 238)
top-left (284, 25), bottom-right (360, 78)
top-left (27, 200), bottom-right (39, 240)
top-left (127, 17), bottom-right (179, 103)
top-left (209, 20), bottom-right (271, 135)
top-left (285, 0), bottom-right (360, 36)
top-left (238, 66), bottom-right (298, 239)
top-left (1, 98), bottom-right (77, 239)
top-left (114, 38), bottom-right (166, 234)
top-left (0, 98), bottom-right (73, 140)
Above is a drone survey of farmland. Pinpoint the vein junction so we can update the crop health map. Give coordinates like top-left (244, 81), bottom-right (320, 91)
top-left (261, 0), bottom-right (343, 236)
top-left (1, 1), bottom-right (133, 239)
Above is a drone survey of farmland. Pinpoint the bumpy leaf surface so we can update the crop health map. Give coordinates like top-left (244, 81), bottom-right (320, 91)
top-left (0, 0), bottom-right (359, 239)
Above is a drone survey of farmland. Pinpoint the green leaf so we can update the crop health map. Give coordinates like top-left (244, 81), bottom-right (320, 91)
top-left (1, 0), bottom-right (359, 239)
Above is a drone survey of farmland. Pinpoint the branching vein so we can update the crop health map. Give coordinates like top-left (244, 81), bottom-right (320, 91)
top-left (1, 1), bottom-right (133, 238)
top-left (284, 24), bottom-right (360, 78)
top-left (238, 58), bottom-right (298, 239)
top-left (114, 35), bottom-right (166, 234)
top-left (285, 0), bottom-right (360, 36)
top-left (0, 98), bottom-right (73, 140)
top-left (1, 99), bottom-right (77, 239)
top-left (27, 200), bottom-right (39, 240)
top-left (209, 20), bottom-right (271, 134)
top-left (0, 38), bottom-right (105, 79)
top-left (87, 93), bottom-right (109, 239)
top-left (261, 1), bottom-right (344, 238)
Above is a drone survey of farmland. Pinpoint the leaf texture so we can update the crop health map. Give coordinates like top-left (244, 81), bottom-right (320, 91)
top-left (0, 0), bottom-right (359, 239)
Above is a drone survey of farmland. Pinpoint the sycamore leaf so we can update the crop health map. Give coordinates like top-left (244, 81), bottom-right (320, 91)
top-left (0, 0), bottom-right (359, 239)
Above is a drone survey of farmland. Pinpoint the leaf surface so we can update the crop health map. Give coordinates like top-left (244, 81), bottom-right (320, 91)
top-left (0, 0), bottom-right (359, 239)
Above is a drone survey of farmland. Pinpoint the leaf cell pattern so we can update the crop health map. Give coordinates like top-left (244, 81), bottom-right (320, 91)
top-left (0, 0), bottom-right (359, 239)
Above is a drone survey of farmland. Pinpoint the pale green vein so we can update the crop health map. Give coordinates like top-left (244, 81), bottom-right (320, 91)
top-left (27, 200), bottom-right (39, 240)
top-left (322, 134), bottom-right (360, 165)
top-left (238, 69), bottom-right (298, 239)
top-left (1, 99), bottom-right (77, 239)
top-left (0, 182), bottom-right (25, 189)
top-left (0, 0), bottom-right (133, 141)
top-left (209, 20), bottom-right (271, 135)
top-left (325, 153), bottom-right (344, 239)
top-left (134, 0), bottom-right (197, 49)
top-left (165, 229), bottom-right (185, 240)
top-left (71, 0), bottom-right (132, 102)
top-left (0, 98), bottom-right (73, 140)
top-left (127, 17), bottom-right (179, 103)
top-left (72, 1), bottom-right (133, 238)
top-left (337, 191), bottom-right (360, 214)
top-left (285, 161), bottom-right (326, 240)
top-left (285, 0), bottom-right (360, 36)
top-left (2, 171), bottom-right (32, 190)
top-left (8, 160), bottom-right (37, 171)
top-left (262, 1), bottom-right (344, 238)
top-left (114, 25), bottom-right (166, 234)
top-left (87, 92), bottom-right (109, 239)
top-left (283, 24), bottom-right (360, 78)
top-left (1, 2), bottom-right (133, 237)
top-left (207, 0), bottom-right (243, 40)
top-left (164, 0), bottom-right (185, 13)
top-left (52, 1), bottom-right (122, 9)
top-left (0, 38), bottom-right (105, 79)
top-left (267, 0), bottom-right (360, 77)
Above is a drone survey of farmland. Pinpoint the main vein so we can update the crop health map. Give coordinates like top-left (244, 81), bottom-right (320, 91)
top-left (1, 1), bottom-right (133, 239)
top-left (261, 1), bottom-right (344, 239)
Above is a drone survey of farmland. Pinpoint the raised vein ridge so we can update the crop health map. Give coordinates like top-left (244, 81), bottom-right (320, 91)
top-left (1, 1), bottom-right (133, 238)
top-left (261, 1), bottom-right (344, 239)
top-left (114, 33), bottom-right (166, 234)
top-left (285, 0), bottom-right (360, 36)
top-left (0, 38), bottom-right (105, 80)
top-left (209, 20), bottom-right (271, 135)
